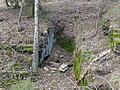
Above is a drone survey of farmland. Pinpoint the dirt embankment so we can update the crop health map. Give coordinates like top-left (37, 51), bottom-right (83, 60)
top-left (0, 0), bottom-right (120, 90)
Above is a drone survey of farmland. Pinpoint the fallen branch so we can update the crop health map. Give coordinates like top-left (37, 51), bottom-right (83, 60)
top-left (77, 49), bottom-right (111, 85)
top-left (80, 86), bottom-right (92, 90)
top-left (92, 49), bottom-right (111, 62)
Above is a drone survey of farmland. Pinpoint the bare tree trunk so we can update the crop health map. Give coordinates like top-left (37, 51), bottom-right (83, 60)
top-left (14, 0), bottom-right (20, 8)
top-left (5, 0), bottom-right (10, 7)
top-left (30, 0), bottom-right (34, 17)
top-left (18, 0), bottom-right (24, 32)
top-left (32, 0), bottom-right (39, 71)
top-left (5, 0), bottom-right (19, 7)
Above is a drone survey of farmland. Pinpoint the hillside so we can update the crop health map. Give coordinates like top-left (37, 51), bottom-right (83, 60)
top-left (0, 0), bottom-right (120, 90)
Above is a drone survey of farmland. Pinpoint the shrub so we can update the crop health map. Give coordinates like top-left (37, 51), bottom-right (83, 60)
top-left (56, 37), bottom-right (75, 53)
top-left (10, 79), bottom-right (34, 90)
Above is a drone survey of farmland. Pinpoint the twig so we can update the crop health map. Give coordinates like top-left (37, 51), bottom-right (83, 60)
top-left (80, 86), bottom-right (92, 90)
top-left (92, 49), bottom-right (111, 62)
top-left (10, 46), bottom-right (17, 54)
top-left (4, 19), bottom-right (13, 30)
top-left (93, 85), bottom-right (98, 90)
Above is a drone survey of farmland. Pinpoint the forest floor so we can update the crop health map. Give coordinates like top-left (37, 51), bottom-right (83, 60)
top-left (0, 0), bottom-right (120, 90)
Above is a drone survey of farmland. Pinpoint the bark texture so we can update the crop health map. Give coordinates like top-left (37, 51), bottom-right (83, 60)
top-left (32, 0), bottom-right (39, 71)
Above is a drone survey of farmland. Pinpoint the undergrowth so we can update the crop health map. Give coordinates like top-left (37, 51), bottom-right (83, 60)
top-left (73, 50), bottom-right (84, 80)
top-left (56, 37), bottom-right (75, 53)
top-left (108, 29), bottom-right (120, 50)
top-left (73, 49), bottom-right (91, 87)
top-left (10, 79), bottom-right (34, 90)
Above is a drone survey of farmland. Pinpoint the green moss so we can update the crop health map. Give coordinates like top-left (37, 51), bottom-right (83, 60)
top-left (16, 45), bottom-right (33, 53)
top-left (24, 46), bottom-right (33, 52)
top-left (56, 37), bottom-right (75, 53)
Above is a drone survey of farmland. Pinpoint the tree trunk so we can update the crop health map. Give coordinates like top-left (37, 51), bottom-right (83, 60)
top-left (18, 0), bottom-right (24, 32)
top-left (14, 0), bottom-right (20, 8)
top-left (5, 0), bottom-right (10, 7)
top-left (32, 0), bottom-right (39, 71)
top-left (30, 0), bottom-right (34, 17)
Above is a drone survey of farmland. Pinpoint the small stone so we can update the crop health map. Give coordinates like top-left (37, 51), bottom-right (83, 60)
top-left (48, 66), bottom-right (58, 71)
top-left (43, 67), bottom-right (49, 72)
top-left (50, 61), bottom-right (60, 68)
top-left (60, 55), bottom-right (64, 58)
top-left (58, 63), bottom-right (68, 72)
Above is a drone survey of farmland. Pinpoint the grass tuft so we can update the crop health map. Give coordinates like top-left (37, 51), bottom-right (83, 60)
top-left (56, 37), bottom-right (75, 53)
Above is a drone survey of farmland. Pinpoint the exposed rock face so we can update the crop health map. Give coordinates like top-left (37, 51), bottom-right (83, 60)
top-left (40, 28), bottom-right (55, 62)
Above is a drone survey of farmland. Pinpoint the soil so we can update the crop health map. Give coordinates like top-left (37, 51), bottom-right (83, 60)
top-left (0, 0), bottom-right (120, 90)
